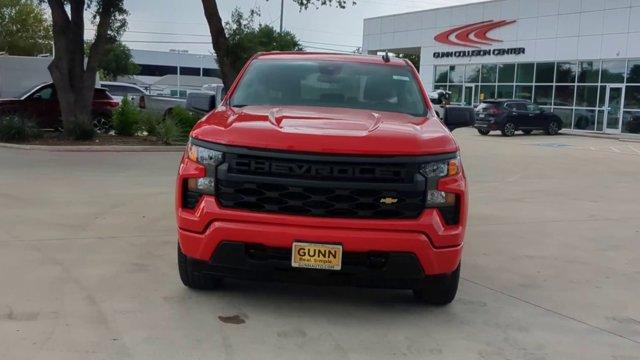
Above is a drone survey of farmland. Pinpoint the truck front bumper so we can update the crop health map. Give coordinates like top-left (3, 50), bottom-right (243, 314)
top-left (177, 196), bottom-right (464, 282)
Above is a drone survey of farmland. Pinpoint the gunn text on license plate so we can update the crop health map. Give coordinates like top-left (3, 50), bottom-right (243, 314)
top-left (291, 242), bottom-right (342, 271)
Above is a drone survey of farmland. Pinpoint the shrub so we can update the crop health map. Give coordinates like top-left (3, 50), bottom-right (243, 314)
top-left (139, 111), bottom-right (161, 136)
top-left (167, 107), bottom-right (199, 135)
top-left (113, 98), bottom-right (140, 136)
top-left (156, 118), bottom-right (180, 145)
top-left (0, 115), bottom-right (42, 142)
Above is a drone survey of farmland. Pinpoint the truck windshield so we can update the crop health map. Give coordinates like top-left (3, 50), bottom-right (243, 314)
top-left (230, 59), bottom-right (428, 116)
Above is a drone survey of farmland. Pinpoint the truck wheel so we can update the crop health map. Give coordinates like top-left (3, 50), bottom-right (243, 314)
top-left (521, 129), bottom-right (533, 135)
top-left (545, 121), bottom-right (561, 135)
top-left (178, 244), bottom-right (222, 290)
top-left (413, 264), bottom-right (460, 305)
top-left (501, 122), bottom-right (516, 137)
top-left (477, 128), bottom-right (490, 135)
top-left (92, 114), bottom-right (112, 134)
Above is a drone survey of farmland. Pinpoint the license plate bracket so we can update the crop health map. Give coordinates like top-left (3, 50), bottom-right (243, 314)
top-left (291, 242), bottom-right (342, 271)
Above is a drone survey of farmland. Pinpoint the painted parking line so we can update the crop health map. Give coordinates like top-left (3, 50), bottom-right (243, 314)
top-left (628, 145), bottom-right (640, 154)
top-left (609, 146), bottom-right (621, 153)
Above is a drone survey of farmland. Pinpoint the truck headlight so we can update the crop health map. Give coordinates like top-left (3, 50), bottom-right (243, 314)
top-left (185, 140), bottom-right (224, 195)
top-left (420, 155), bottom-right (460, 207)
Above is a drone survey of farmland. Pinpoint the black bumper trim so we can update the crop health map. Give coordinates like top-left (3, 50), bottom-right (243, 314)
top-left (191, 241), bottom-right (426, 289)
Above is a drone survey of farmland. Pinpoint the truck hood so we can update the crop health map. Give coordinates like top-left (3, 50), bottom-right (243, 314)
top-left (191, 105), bottom-right (458, 155)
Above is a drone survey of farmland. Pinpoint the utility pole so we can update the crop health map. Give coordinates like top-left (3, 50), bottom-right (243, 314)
top-left (279, 0), bottom-right (284, 32)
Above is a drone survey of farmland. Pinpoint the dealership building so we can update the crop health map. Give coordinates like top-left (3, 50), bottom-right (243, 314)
top-left (362, 0), bottom-right (640, 134)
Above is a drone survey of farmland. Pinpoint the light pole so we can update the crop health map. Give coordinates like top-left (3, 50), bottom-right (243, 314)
top-left (279, 0), bottom-right (284, 32)
top-left (197, 55), bottom-right (204, 77)
top-left (170, 49), bottom-right (188, 97)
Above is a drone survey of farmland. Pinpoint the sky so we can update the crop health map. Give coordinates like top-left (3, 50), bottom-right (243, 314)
top-left (85, 0), bottom-right (486, 56)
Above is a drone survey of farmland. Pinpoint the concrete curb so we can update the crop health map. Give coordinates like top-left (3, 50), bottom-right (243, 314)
top-left (0, 142), bottom-right (185, 152)
top-left (562, 131), bottom-right (640, 142)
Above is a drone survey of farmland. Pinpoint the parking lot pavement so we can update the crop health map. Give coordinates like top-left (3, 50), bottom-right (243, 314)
top-left (0, 129), bottom-right (639, 359)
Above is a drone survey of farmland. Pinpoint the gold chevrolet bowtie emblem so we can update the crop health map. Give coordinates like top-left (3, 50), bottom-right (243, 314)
top-left (379, 197), bottom-right (398, 205)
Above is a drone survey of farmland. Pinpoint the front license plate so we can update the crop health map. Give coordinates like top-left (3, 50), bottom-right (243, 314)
top-left (291, 242), bottom-right (342, 271)
top-left (479, 113), bottom-right (485, 118)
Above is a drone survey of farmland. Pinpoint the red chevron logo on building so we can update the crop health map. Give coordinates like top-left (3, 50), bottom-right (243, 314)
top-left (434, 20), bottom-right (516, 48)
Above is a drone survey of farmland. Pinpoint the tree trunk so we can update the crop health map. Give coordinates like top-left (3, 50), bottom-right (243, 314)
top-left (201, 0), bottom-right (236, 89)
top-left (46, 0), bottom-right (117, 139)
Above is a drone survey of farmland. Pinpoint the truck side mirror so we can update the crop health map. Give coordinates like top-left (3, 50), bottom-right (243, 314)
top-left (442, 106), bottom-right (476, 131)
top-left (186, 92), bottom-right (217, 113)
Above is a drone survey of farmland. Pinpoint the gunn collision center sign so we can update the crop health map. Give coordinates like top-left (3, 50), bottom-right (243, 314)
top-left (433, 20), bottom-right (525, 58)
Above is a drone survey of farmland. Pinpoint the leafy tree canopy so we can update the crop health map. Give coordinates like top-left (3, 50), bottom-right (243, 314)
top-left (225, 8), bottom-right (303, 75)
top-left (0, 0), bottom-right (52, 56)
top-left (91, 40), bottom-right (139, 80)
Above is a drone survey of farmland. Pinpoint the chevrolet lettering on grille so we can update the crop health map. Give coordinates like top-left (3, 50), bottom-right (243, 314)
top-left (230, 159), bottom-right (406, 180)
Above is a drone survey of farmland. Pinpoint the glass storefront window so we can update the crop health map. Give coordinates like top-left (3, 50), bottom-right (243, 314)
top-left (496, 85), bottom-right (514, 99)
top-left (624, 85), bottom-right (640, 109)
top-left (601, 60), bottom-right (626, 83)
top-left (516, 63), bottom-right (534, 83)
top-left (481, 64), bottom-right (497, 83)
top-left (434, 84), bottom-right (447, 91)
top-left (534, 85), bottom-right (553, 105)
top-left (556, 62), bottom-right (577, 83)
top-left (479, 84), bottom-right (496, 100)
top-left (598, 85), bottom-right (606, 107)
top-left (622, 110), bottom-right (640, 134)
top-left (596, 111), bottom-right (604, 131)
top-left (448, 85), bottom-right (462, 103)
top-left (497, 64), bottom-right (515, 83)
top-left (578, 61), bottom-right (600, 83)
top-left (434, 66), bottom-right (449, 83)
top-left (554, 85), bottom-right (575, 106)
top-left (464, 64), bottom-right (480, 83)
top-left (575, 85), bottom-right (599, 107)
top-left (626, 60), bottom-right (640, 84)
top-left (449, 65), bottom-right (464, 83)
top-left (535, 62), bottom-right (555, 83)
top-left (515, 85), bottom-right (533, 100)
top-left (573, 109), bottom-right (597, 131)
top-left (551, 108), bottom-right (573, 128)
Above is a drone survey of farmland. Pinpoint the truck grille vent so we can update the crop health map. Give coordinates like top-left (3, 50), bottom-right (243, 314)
top-left (217, 179), bottom-right (424, 219)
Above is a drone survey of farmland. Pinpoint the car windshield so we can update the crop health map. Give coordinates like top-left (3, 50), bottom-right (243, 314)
top-left (17, 84), bottom-right (45, 99)
top-left (229, 59), bottom-right (428, 116)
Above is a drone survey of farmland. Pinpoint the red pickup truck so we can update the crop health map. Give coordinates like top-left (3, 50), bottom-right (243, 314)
top-left (175, 52), bottom-right (469, 305)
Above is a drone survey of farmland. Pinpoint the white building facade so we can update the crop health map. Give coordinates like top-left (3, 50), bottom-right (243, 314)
top-left (362, 0), bottom-right (640, 134)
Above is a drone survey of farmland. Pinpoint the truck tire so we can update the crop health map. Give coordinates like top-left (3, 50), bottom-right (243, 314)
top-left (178, 244), bottom-right (222, 290)
top-left (413, 264), bottom-right (460, 305)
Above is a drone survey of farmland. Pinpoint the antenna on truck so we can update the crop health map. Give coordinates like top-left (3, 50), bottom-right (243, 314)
top-left (381, 50), bottom-right (390, 63)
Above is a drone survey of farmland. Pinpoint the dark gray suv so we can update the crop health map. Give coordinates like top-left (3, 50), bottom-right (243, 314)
top-left (474, 99), bottom-right (562, 136)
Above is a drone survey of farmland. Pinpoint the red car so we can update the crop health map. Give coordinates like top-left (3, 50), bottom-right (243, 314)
top-left (0, 82), bottom-right (119, 132)
top-left (176, 52), bottom-right (469, 305)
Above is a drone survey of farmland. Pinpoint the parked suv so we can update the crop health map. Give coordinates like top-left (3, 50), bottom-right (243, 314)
top-left (175, 52), bottom-right (471, 305)
top-left (0, 82), bottom-right (119, 132)
top-left (474, 99), bottom-right (562, 136)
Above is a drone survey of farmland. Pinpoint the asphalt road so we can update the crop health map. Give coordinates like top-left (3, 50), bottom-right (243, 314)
top-left (1, 128), bottom-right (639, 359)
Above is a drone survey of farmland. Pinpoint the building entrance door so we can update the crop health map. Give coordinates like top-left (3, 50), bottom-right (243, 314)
top-left (604, 85), bottom-right (623, 133)
top-left (463, 85), bottom-right (475, 106)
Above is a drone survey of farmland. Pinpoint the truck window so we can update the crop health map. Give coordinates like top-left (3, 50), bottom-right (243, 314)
top-left (230, 59), bottom-right (427, 116)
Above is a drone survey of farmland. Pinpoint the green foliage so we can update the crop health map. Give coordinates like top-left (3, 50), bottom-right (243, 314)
top-left (397, 53), bottom-right (420, 71)
top-left (0, 0), bottom-right (52, 56)
top-left (112, 97), bottom-right (140, 136)
top-left (167, 107), bottom-right (199, 135)
top-left (0, 114), bottom-right (42, 142)
top-left (290, 0), bottom-right (356, 9)
top-left (156, 118), bottom-right (180, 145)
top-left (225, 7), bottom-right (303, 75)
top-left (92, 41), bottom-right (139, 80)
top-left (139, 111), bottom-right (161, 136)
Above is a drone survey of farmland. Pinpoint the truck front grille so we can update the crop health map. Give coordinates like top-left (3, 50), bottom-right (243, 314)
top-left (217, 179), bottom-right (424, 219)
top-left (209, 148), bottom-right (429, 219)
